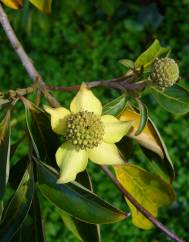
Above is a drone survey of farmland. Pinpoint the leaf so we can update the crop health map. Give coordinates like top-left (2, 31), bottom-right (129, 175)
top-left (60, 171), bottom-right (100, 242)
top-left (119, 59), bottom-right (135, 69)
top-left (119, 108), bottom-right (174, 182)
top-left (9, 159), bottom-right (45, 242)
top-left (9, 191), bottom-right (45, 242)
top-left (29, 191), bottom-right (45, 242)
top-left (135, 99), bottom-right (148, 136)
top-left (102, 95), bottom-right (128, 116)
top-left (0, 0), bottom-right (23, 9)
top-left (135, 39), bottom-right (170, 70)
top-left (36, 161), bottom-right (125, 224)
top-left (23, 98), bottom-right (60, 168)
top-left (0, 110), bottom-right (11, 200)
top-left (114, 163), bottom-right (175, 230)
top-left (10, 136), bottom-right (26, 160)
top-left (117, 136), bottom-right (133, 161)
top-left (0, 162), bottom-right (34, 242)
top-left (9, 156), bottom-right (28, 189)
top-left (151, 84), bottom-right (189, 114)
top-left (29, 0), bottom-right (52, 14)
top-left (61, 210), bottom-right (100, 242)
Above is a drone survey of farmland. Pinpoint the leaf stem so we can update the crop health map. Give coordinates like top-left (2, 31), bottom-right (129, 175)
top-left (101, 165), bottom-right (185, 242)
top-left (0, 4), bottom-right (59, 107)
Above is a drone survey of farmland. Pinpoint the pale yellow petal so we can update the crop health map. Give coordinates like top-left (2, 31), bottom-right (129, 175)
top-left (101, 115), bottom-right (133, 144)
top-left (70, 84), bottom-right (102, 115)
top-left (88, 142), bottom-right (124, 165)
top-left (56, 142), bottom-right (88, 183)
top-left (44, 105), bottom-right (70, 135)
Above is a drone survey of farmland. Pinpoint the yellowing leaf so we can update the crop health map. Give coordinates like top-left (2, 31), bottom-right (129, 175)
top-left (119, 108), bottom-right (175, 182)
top-left (29, 0), bottom-right (52, 14)
top-left (0, 0), bottom-right (23, 9)
top-left (119, 108), bottom-right (163, 158)
top-left (114, 164), bottom-right (175, 229)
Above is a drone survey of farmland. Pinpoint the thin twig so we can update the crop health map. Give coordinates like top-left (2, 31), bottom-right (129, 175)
top-left (101, 165), bottom-right (185, 242)
top-left (0, 4), bottom-right (59, 107)
top-left (47, 79), bottom-right (148, 93)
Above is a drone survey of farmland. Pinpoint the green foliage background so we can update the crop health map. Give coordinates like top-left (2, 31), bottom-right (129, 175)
top-left (1, 0), bottom-right (189, 241)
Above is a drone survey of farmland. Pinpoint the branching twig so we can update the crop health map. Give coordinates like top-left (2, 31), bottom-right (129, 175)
top-left (0, 4), bottom-right (59, 107)
top-left (101, 165), bottom-right (185, 242)
top-left (47, 79), bottom-right (148, 93)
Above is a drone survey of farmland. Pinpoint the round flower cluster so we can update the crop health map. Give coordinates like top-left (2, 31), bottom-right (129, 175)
top-left (149, 57), bottom-right (179, 88)
top-left (65, 111), bottom-right (104, 150)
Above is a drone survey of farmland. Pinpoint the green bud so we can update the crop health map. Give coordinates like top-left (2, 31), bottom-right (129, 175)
top-left (149, 57), bottom-right (179, 88)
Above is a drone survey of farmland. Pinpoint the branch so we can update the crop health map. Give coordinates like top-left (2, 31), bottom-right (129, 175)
top-left (47, 78), bottom-right (148, 93)
top-left (101, 165), bottom-right (185, 242)
top-left (0, 4), bottom-right (59, 107)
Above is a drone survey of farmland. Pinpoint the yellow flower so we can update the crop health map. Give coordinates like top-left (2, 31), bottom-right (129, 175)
top-left (45, 84), bottom-right (132, 183)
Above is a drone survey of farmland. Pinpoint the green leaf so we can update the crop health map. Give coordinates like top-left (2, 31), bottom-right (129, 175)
top-left (29, 0), bottom-right (52, 14)
top-left (135, 39), bottom-right (170, 70)
top-left (114, 163), bottom-right (175, 230)
top-left (135, 99), bottom-right (148, 136)
top-left (120, 108), bottom-right (174, 182)
top-left (9, 158), bottom-right (45, 242)
top-left (60, 171), bottom-right (100, 242)
top-left (23, 98), bottom-right (60, 168)
top-left (9, 156), bottom-right (28, 189)
top-left (119, 59), bottom-right (135, 69)
top-left (29, 191), bottom-right (45, 242)
top-left (0, 162), bottom-right (34, 242)
top-left (0, 110), bottom-right (11, 200)
top-left (151, 84), bottom-right (189, 114)
top-left (61, 210), bottom-right (100, 242)
top-left (37, 161), bottom-right (125, 224)
top-left (102, 95), bottom-right (128, 116)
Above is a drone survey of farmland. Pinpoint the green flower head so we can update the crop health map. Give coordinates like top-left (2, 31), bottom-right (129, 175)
top-left (45, 84), bottom-right (132, 183)
top-left (149, 57), bottom-right (179, 88)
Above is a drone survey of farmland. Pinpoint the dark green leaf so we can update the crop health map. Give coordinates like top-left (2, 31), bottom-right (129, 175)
top-left (103, 95), bottom-right (128, 116)
top-left (61, 171), bottom-right (100, 242)
top-left (23, 98), bottom-right (60, 167)
top-left (9, 156), bottom-right (28, 189)
top-left (0, 201), bottom-right (3, 221)
top-left (10, 136), bottom-right (26, 160)
top-left (151, 85), bottom-right (189, 114)
top-left (29, 191), bottom-right (45, 242)
top-left (0, 110), bottom-right (11, 200)
top-left (9, 180), bottom-right (45, 242)
top-left (117, 136), bottom-right (133, 161)
top-left (37, 161), bottom-right (125, 224)
top-left (135, 39), bottom-right (170, 69)
top-left (135, 99), bottom-right (148, 135)
top-left (0, 162), bottom-right (34, 242)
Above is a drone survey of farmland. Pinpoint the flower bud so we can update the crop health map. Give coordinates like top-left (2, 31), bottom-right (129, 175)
top-left (149, 57), bottom-right (179, 88)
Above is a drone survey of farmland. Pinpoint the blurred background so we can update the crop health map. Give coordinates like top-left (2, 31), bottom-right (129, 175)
top-left (0, 0), bottom-right (189, 241)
